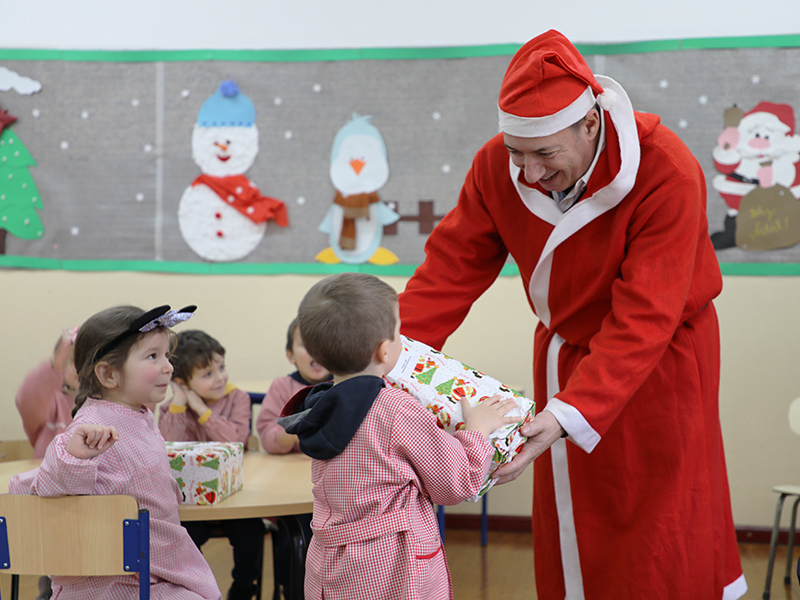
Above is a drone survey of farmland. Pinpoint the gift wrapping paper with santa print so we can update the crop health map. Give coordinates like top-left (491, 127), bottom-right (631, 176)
top-left (165, 441), bottom-right (244, 505)
top-left (386, 336), bottom-right (534, 501)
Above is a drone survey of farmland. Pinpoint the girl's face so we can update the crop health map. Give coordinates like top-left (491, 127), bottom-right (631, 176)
top-left (117, 330), bottom-right (174, 409)
top-left (287, 329), bottom-right (330, 384)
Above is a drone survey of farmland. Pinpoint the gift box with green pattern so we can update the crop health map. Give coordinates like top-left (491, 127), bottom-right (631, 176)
top-left (165, 441), bottom-right (244, 505)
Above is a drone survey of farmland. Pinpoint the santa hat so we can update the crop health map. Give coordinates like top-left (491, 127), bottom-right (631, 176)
top-left (498, 30), bottom-right (616, 138)
top-left (741, 101), bottom-right (795, 136)
top-left (197, 80), bottom-right (255, 127)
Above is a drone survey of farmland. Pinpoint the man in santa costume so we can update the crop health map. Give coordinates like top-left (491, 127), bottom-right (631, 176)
top-left (398, 30), bottom-right (746, 600)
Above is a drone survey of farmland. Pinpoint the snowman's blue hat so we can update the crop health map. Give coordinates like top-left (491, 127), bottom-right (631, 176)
top-left (197, 80), bottom-right (255, 127)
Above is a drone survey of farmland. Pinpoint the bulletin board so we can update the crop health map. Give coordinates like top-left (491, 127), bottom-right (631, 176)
top-left (1, 36), bottom-right (799, 276)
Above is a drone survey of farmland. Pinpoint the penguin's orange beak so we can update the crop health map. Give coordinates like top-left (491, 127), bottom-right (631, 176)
top-left (349, 158), bottom-right (365, 175)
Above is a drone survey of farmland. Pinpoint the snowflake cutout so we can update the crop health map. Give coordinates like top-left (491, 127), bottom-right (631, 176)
top-left (136, 193), bottom-right (145, 202)
top-left (31, 109), bottom-right (41, 118)
top-left (678, 119), bottom-right (688, 129)
top-left (143, 143), bottom-right (153, 153)
top-left (658, 79), bottom-right (669, 89)
top-left (751, 74), bottom-right (761, 85)
top-left (312, 84), bottom-right (322, 93)
top-left (284, 131), bottom-right (293, 140)
top-left (181, 89), bottom-right (191, 98)
top-left (60, 141), bottom-right (69, 151)
top-left (297, 196), bottom-right (307, 205)
top-left (698, 96), bottom-right (708, 106)
top-left (273, 97), bottom-right (283, 106)
top-left (80, 110), bottom-right (90, 120)
top-left (131, 98), bottom-right (140, 107)
top-left (70, 226), bottom-right (80, 236)
top-left (441, 164), bottom-right (452, 174)
top-left (432, 111), bottom-right (442, 121)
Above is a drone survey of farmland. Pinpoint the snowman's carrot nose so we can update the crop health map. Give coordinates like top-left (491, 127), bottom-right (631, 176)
top-left (214, 142), bottom-right (229, 152)
top-left (349, 158), bottom-right (365, 175)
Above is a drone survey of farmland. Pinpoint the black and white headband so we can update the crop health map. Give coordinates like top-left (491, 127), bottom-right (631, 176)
top-left (92, 304), bottom-right (196, 364)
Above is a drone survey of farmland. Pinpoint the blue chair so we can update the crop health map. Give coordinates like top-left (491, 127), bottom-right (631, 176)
top-left (0, 494), bottom-right (149, 600)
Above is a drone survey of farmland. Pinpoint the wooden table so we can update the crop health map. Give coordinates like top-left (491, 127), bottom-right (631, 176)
top-left (0, 452), bottom-right (313, 600)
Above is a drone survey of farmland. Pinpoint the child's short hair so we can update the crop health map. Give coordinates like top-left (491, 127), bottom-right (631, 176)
top-left (72, 305), bottom-right (177, 416)
top-left (170, 330), bottom-right (226, 382)
top-left (298, 273), bottom-right (397, 375)
top-left (286, 317), bottom-right (299, 352)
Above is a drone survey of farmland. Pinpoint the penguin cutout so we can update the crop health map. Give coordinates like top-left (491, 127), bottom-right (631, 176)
top-left (316, 114), bottom-right (400, 265)
top-left (178, 80), bottom-right (287, 262)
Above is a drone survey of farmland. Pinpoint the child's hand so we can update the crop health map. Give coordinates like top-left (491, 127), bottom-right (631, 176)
top-left (169, 381), bottom-right (189, 407)
top-left (66, 424), bottom-right (119, 459)
top-left (461, 395), bottom-right (520, 440)
top-left (185, 388), bottom-right (209, 416)
top-left (52, 327), bottom-right (77, 373)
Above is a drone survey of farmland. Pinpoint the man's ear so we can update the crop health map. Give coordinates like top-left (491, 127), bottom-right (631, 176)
top-left (94, 361), bottom-right (120, 390)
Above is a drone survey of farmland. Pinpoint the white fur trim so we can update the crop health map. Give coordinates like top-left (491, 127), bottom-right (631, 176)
top-left (722, 574), bottom-right (747, 600)
top-left (499, 86), bottom-right (595, 138)
top-left (547, 334), bottom-right (586, 599)
top-left (596, 89), bottom-right (616, 111)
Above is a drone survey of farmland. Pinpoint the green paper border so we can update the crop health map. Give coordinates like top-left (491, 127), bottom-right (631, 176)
top-left (0, 256), bottom-right (795, 277)
top-left (0, 255), bottom-right (522, 277)
top-left (0, 33), bottom-right (798, 63)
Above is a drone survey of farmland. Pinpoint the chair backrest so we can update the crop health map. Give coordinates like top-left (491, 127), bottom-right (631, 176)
top-left (0, 494), bottom-right (149, 598)
top-left (0, 442), bottom-right (34, 463)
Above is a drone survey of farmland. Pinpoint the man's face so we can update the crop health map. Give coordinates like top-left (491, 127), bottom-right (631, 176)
top-left (503, 110), bottom-right (600, 193)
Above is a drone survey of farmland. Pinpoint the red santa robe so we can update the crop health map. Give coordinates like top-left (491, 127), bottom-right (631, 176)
top-left (399, 76), bottom-right (746, 600)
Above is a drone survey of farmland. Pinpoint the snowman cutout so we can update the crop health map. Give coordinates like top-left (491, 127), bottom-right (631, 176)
top-left (178, 80), bottom-right (287, 262)
top-left (316, 113), bottom-right (400, 265)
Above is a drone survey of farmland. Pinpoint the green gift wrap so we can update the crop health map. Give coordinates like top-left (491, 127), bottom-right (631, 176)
top-left (165, 441), bottom-right (244, 505)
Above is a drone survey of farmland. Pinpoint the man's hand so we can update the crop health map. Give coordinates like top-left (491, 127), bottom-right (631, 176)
top-left (492, 410), bottom-right (565, 484)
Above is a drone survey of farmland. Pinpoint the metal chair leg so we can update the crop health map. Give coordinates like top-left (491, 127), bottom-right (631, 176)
top-left (785, 496), bottom-right (800, 584)
top-left (764, 493), bottom-right (788, 600)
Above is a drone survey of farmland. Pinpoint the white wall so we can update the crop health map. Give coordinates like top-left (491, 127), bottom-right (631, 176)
top-left (2, 0), bottom-right (799, 50)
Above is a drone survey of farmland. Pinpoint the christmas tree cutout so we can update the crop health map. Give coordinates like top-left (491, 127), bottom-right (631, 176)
top-left (0, 106), bottom-right (44, 254)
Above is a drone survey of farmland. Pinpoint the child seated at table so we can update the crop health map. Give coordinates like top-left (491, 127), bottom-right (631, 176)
top-left (15, 325), bottom-right (80, 459)
top-left (255, 317), bottom-right (331, 454)
top-left (159, 329), bottom-right (265, 600)
top-left (279, 273), bottom-right (518, 600)
top-left (255, 317), bottom-right (330, 599)
top-left (10, 304), bottom-right (221, 600)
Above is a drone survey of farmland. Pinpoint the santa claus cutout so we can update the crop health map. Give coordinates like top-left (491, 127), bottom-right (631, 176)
top-left (711, 101), bottom-right (800, 251)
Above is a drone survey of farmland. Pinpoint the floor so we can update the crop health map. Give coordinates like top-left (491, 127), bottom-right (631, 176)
top-left (1, 532), bottom-right (798, 599)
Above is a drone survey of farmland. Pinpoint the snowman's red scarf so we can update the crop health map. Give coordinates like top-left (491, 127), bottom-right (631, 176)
top-left (193, 174), bottom-right (288, 226)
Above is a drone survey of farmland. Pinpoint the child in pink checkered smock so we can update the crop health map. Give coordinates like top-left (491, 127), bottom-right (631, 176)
top-left (15, 326), bottom-right (80, 459)
top-left (10, 304), bottom-right (222, 600)
top-left (278, 273), bottom-right (520, 600)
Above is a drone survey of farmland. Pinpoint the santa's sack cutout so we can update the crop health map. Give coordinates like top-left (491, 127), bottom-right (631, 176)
top-left (711, 101), bottom-right (800, 251)
top-left (178, 80), bottom-right (288, 262)
top-left (316, 113), bottom-right (400, 265)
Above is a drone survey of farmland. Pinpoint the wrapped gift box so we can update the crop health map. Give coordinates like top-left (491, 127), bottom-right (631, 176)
top-left (386, 336), bottom-right (535, 501)
top-left (165, 441), bottom-right (244, 505)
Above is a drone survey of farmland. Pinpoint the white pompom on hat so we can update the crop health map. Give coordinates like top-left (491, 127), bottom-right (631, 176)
top-left (498, 29), bottom-right (616, 138)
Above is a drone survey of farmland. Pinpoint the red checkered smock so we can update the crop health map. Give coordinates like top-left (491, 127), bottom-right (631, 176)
top-left (304, 386), bottom-right (492, 600)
